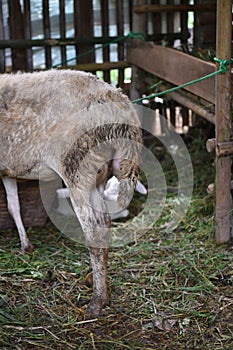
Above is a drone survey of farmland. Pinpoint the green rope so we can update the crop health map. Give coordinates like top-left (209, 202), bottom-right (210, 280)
top-left (52, 31), bottom-right (145, 68)
top-left (132, 57), bottom-right (233, 104)
top-left (213, 57), bottom-right (233, 73)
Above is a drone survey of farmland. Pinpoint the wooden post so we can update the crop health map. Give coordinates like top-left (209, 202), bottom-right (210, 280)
top-left (24, 0), bottom-right (33, 71)
top-left (130, 0), bottom-right (146, 101)
top-left (100, 0), bottom-right (110, 83)
top-left (0, 0), bottom-right (5, 72)
top-left (59, 0), bottom-right (67, 67)
top-left (8, 0), bottom-right (28, 71)
top-left (74, 1), bottom-right (94, 65)
top-left (43, 0), bottom-right (52, 68)
top-left (215, 0), bottom-right (232, 243)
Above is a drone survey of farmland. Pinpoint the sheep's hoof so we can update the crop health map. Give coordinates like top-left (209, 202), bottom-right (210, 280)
top-left (22, 242), bottom-right (35, 254)
top-left (84, 295), bottom-right (109, 320)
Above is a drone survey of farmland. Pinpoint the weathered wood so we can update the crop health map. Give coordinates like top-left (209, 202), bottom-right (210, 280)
top-left (23, 0), bottom-right (33, 71)
top-left (196, 13), bottom-right (216, 26)
top-left (8, 0), bottom-right (28, 71)
top-left (194, 0), bottom-right (216, 49)
top-left (0, 0), bottom-right (5, 72)
top-left (59, 60), bottom-right (129, 72)
top-left (215, 0), bottom-right (232, 243)
top-left (130, 0), bottom-right (147, 101)
top-left (43, 0), bottom-right (52, 68)
top-left (59, 0), bottom-right (67, 66)
top-left (167, 90), bottom-right (215, 124)
top-left (116, 0), bottom-right (124, 87)
top-left (0, 32), bottom-right (189, 49)
top-left (134, 3), bottom-right (216, 13)
top-left (0, 37), bottom-right (121, 48)
top-left (167, 0), bottom-right (174, 46)
top-left (101, 0), bottom-right (110, 83)
top-left (216, 142), bottom-right (233, 157)
top-left (127, 40), bottom-right (216, 103)
top-left (74, 1), bottom-right (94, 64)
top-left (206, 138), bottom-right (216, 153)
top-left (206, 139), bottom-right (233, 156)
top-left (180, 0), bottom-right (189, 45)
top-left (151, 0), bottom-right (162, 40)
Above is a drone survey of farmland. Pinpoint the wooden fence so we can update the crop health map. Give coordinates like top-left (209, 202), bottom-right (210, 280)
top-left (0, 0), bottom-right (216, 131)
top-left (0, 0), bottom-right (192, 88)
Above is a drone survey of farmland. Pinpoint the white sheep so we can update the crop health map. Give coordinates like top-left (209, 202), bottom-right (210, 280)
top-left (56, 176), bottom-right (147, 220)
top-left (0, 69), bottom-right (142, 318)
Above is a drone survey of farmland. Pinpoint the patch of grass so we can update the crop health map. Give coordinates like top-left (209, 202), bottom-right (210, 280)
top-left (0, 136), bottom-right (233, 349)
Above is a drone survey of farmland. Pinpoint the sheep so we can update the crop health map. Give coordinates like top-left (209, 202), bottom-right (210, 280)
top-left (0, 69), bottom-right (142, 318)
top-left (55, 176), bottom-right (147, 220)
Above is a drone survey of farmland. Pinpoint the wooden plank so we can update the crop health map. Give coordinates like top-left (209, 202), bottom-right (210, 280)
top-left (59, 0), bottom-right (67, 66)
top-left (42, 0), bottom-right (52, 68)
top-left (0, 0), bottom-right (5, 72)
top-left (180, 0), bottom-right (189, 45)
top-left (101, 0), bottom-right (110, 83)
top-left (134, 3), bottom-right (216, 13)
top-left (23, 0), bottom-right (33, 71)
top-left (167, 0), bottom-right (174, 46)
top-left (59, 60), bottom-right (129, 72)
top-left (151, 0), bottom-right (162, 37)
top-left (215, 0), bottom-right (232, 243)
top-left (74, 1), bottom-right (94, 64)
top-left (130, 0), bottom-right (147, 101)
top-left (4, 60), bottom-right (130, 74)
top-left (116, 0), bottom-right (124, 87)
top-left (127, 40), bottom-right (215, 103)
top-left (167, 89), bottom-right (215, 124)
top-left (8, 0), bottom-right (28, 71)
top-left (0, 33), bottom-right (190, 49)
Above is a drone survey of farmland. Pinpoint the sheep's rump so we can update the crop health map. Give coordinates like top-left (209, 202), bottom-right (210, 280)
top-left (0, 70), bottom-right (142, 180)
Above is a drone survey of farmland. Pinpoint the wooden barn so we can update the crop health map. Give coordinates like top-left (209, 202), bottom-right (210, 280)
top-left (0, 1), bottom-right (233, 348)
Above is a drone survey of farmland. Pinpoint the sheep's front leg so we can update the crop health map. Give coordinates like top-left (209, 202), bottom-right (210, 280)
top-left (70, 187), bottom-right (110, 318)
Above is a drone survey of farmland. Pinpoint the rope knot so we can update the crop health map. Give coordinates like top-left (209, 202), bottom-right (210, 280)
top-left (214, 57), bottom-right (233, 73)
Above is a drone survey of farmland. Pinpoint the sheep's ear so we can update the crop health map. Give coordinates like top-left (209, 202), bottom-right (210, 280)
top-left (136, 180), bottom-right (147, 195)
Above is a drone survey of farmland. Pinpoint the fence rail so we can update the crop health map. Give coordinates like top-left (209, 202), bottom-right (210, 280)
top-left (0, 0), bottom-right (192, 88)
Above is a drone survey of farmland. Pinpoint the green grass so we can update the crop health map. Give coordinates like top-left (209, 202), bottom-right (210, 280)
top-left (0, 135), bottom-right (233, 349)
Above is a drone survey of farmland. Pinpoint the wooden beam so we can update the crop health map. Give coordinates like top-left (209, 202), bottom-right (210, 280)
top-left (134, 4), bottom-right (216, 13)
top-left (166, 90), bottom-right (215, 124)
top-left (206, 138), bottom-right (216, 153)
top-left (127, 40), bottom-right (216, 103)
top-left (206, 139), bottom-right (233, 157)
top-left (215, 0), bottom-right (232, 243)
top-left (74, 0), bottom-right (94, 64)
top-left (216, 142), bottom-right (233, 157)
top-left (8, 0), bottom-right (28, 71)
top-left (130, 0), bottom-right (147, 101)
top-left (58, 60), bottom-right (129, 71)
top-left (0, 33), bottom-right (189, 50)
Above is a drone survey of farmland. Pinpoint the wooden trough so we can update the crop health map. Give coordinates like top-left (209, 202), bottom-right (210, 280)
top-left (0, 180), bottom-right (47, 230)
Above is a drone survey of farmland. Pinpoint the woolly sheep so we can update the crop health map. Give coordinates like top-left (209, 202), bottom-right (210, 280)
top-left (0, 69), bottom-right (142, 318)
top-left (56, 176), bottom-right (147, 220)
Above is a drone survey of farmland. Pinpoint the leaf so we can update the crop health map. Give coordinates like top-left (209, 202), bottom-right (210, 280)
top-left (153, 315), bottom-right (177, 332)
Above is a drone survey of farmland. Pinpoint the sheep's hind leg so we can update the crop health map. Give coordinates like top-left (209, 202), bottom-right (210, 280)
top-left (2, 177), bottom-right (34, 253)
top-left (85, 246), bottom-right (110, 318)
